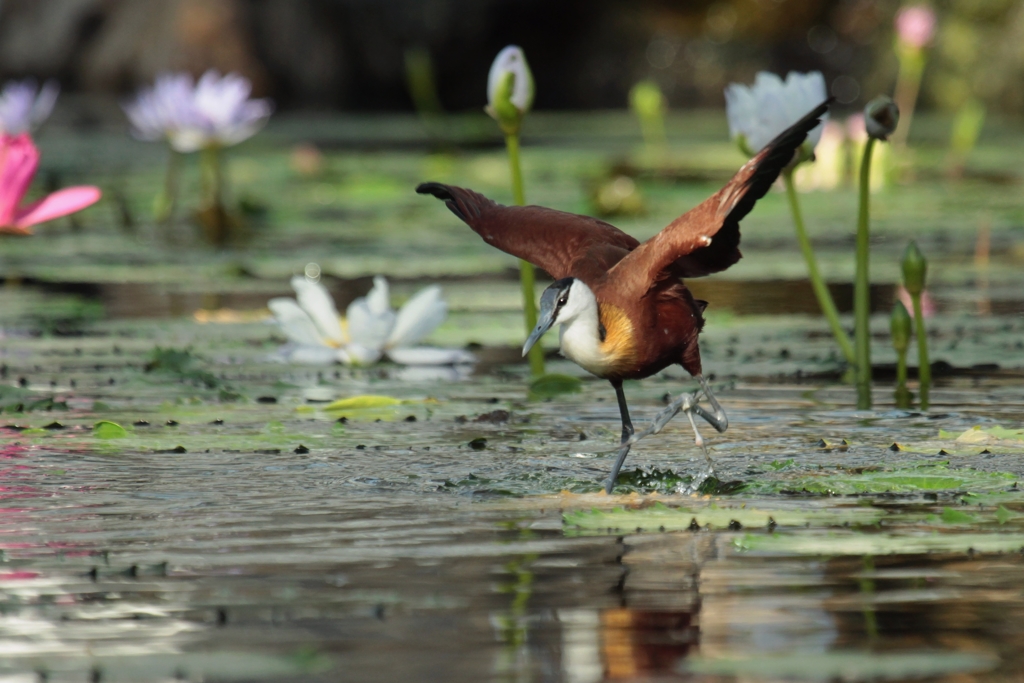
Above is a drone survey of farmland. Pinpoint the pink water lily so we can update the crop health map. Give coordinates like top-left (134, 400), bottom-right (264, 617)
top-left (0, 133), bottom-right (101, 235)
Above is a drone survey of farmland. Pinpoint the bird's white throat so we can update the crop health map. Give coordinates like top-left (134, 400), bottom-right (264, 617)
top-left (555, 281), bottom-right (610, 375)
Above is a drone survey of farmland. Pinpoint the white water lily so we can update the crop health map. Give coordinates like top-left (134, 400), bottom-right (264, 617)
top-left (268, 276), bottom-right (475, 366)
top-left (724, 71), bottom-right (828, 156)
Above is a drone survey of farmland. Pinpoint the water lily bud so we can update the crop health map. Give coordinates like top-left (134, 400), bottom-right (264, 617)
top-left (864, 96), bottom-right (900, 141)
top-left (895, 5), bottom-right (936, 50)
top-left (890, 300), bottom-right (912, 353)
top-left (629, 80), bottom-right (665, 122)
top-left (901, 241), bottom-right (927, 295)
top-left (486, 46), bottom-right (534, 134)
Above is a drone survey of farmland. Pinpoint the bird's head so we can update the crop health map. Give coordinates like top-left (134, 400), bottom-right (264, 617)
top-left (522, 278), bottom-right (595, 356)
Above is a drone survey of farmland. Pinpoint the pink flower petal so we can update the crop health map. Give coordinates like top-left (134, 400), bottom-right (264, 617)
top-left (0, 133), bottom-right (39, 225)
top-left (14, 185), bottom-right (101, 229)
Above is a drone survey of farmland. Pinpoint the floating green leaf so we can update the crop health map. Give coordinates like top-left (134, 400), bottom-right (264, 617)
top-left (996, 505), bottom-right (1019, 524)
top-left (939, 507), bottom-right (975, 524)
top-left (746, 464), bottom-right (1017, 495)
top-left (940, 425), bottom-right (1024, 443)
top-left (94, 421), bottom-right (129, 439)
top-left (527, 373), bottom-right (582, 400)
top-left (323, 395), bottom-right (404, 411)
top-left (564, 501), bottom-right (885, 534)
top-left (682, 651), bottom-right (997, 680)
top-left (735, 530), bottom-right (1024, 556)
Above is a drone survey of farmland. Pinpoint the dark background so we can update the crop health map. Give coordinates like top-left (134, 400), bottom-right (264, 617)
top-left (1, 0), bottom-right (1022, 115)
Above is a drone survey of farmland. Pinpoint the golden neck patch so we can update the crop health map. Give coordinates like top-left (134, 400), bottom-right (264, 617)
top-left (597, 303), bottom-right (639, 372)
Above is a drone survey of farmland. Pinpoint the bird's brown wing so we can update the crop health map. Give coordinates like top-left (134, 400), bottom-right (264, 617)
top-left (607, 99), bottom-right (833, 296)
top-left (416, 183), bottom-right (640, 280)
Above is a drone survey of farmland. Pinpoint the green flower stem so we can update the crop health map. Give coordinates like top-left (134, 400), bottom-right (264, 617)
top-left (156, 147), bottom-right (182, 227)
top-left (895, 347), bottom-right (911, 409)
top-left (912, 294), bottom-right (931, 410)
top-left (895, 354), bottom-right (910, 407)
top-left (201, 146), bottom-right (224, 210)
top-left (783, 171), bottom-right (855, 365)
top-left (505, 132), bottom-right (545, 376)
top-left (199, 145), bottom-right (234, 247)
top-left (855, 138), bottom-right (876, 409)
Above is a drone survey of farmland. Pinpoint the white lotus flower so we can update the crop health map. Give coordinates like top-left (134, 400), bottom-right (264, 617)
top-left (268, 276), bottom-right (475, 367)
top-left (724, 71), bottom-right (828, 156)
top-left (123, 70), bottom-right (272, 153)
top-left (0, 79), bottom-right (59, 135)
top-left (486, 46), bottom-right (534, 117)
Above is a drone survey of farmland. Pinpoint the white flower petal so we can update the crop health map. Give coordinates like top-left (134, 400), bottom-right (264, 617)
top-left (268, 297), bottom-right (327, 347)
top-left (366, 276), bottom-right (391, 316)
top-left (346, 278), bottom-right (395, 351)
top-left (724, 83), bottom-right (756, 141)
top-left (387, 286), bottom-right (447, 348)
top-left (285, 345), bottom-right (344, 365)
top-left (487, 45), bottom-right (534, 114)
top-left (342, 343), bottom-right (384, 366)
top-left (724, 70), bottom-right (828, 154)
top-left (393, 365), bottom-right (474, 382)
top-left (290, 275), bottom-right (345, 344)
top-left (386, 346), bottom-right (477, 366)
top-left (784, 72), bottom-right (828, 148)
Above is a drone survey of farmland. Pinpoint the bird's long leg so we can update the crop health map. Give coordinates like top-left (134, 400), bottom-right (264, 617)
top-left (684, 375), bottom-right (726, 479)
top-left (605, 380), bottom-right (635, 494)
top-left (612, 380), bottom-right (634, 444)
top-left (606, 376), bottom-right (728, 489)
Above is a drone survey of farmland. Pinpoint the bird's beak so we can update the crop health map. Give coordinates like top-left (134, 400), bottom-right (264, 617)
top-left (522, 304), bottom-right (557, 357)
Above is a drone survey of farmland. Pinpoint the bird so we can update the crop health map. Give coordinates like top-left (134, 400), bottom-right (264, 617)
top-left (418, 99), bottom-right (832, 493)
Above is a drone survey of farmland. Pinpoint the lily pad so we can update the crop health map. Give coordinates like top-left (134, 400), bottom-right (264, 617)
top-left (735, 530), bottom-right (1024, 556)
top-left (322, 395), bottom-right (404, 411)
top-left (563, 501), bottom-right (886, 534)
top-left (940, 425), bottom-right (1024, 443)
top-left (746, 464), bottom-right (1018, 495)
top-left (93, 421), bottom-right (129, 439)
top-left (681, 651), bottom-right (997, 681)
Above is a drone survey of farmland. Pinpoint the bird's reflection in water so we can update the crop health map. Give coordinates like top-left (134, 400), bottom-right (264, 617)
top-left (600, 607), bottom-right (700, 679)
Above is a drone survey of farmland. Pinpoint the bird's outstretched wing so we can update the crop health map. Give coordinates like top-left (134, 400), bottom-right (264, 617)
top-left (416, 182), bottom-right (640, 281)
top-left (608, 99), bottom-right (834, 295)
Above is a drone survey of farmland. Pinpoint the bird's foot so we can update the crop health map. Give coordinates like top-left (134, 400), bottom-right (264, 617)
top-left (604, 378), bottom-right (727, 494)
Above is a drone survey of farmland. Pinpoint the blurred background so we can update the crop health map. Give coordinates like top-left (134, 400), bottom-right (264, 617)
top-left (2, 0), bottom-right (1022, 115)
top-left (0, 0), bottom-right (1021, 368)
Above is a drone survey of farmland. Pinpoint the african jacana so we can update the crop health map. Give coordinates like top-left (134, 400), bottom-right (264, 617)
top-left (418, 99), bottom-right (832, 492)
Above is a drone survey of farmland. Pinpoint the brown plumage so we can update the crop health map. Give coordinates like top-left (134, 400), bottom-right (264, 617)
top-left (418, 99), bottom-right (832, 491)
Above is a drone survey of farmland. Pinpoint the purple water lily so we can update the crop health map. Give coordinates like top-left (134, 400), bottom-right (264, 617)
top-left (0, 79), bottom-right (59, 136)
top-left (122, 73), bottom-right (197, 148)
top-left (124, 70), bottom-right (273, 153)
